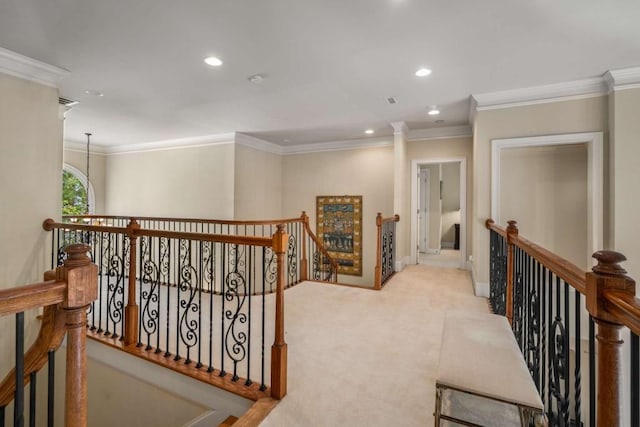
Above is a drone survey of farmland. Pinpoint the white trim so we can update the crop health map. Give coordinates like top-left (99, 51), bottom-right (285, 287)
top-left (407, 125), bottom-right (472, 141)
top-left (390, 121), bottom-right (408, 135)
top-left (102, 133), bottom-right (235, 155)
top-left (491, 132), bottom-right (603, 268)
top-left (410, 157), bottom-right (467, 269)
top-left (441, 242), bottom-right (455, 249)
top-left (234, 133), bottom-right (283, 155)
top-left (0, 47), bottom-right (69, 87)
top-left (472, 77), bottom-right (607, 110)
top-left (282, 137), bottom-right (393, 155)
top-left (64, 140), bottom-right (109, 155)
top-left (604, 66), bottom-right (640, 92)
top-left (63, 163), bottom-right (96, 214)
top-left (475, 282), bottom-right (490, 298)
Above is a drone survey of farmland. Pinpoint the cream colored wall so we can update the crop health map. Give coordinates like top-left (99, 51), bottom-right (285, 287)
top-left (441, 162), bottom-right (461, 245)
top-left (63, 148), bottom-right (107, 214)
top-left (473, 96), bottom-right (608, 285)
top-left (105, 143), bottom-right (235, 218)
top-left (406, 136), bottom-right (473, 261)
top-left (610, 87), bottom-right (640, 289)
top-left (0, 73), bottom-right (63, 379)
top-left (282, 146), bottom-right (394, 286)
top-left (234, 144), bottom-right (282, 219)
top-left (500, 144), bottom-right (588, 269)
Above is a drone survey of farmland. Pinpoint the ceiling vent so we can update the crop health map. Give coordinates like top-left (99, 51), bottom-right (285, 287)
top-left (59, 96), bottom-right (79, 108)
top-left (386, 96), bottom-right (398, 105)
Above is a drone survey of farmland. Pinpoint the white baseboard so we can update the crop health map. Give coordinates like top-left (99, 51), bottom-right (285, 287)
top-left (470, 260), bottom-right (489, 297)
top-left (441, 241), bottom-right (454, 249)
top-left (395, 255), bottom-right (412, 272)
top-left (424, 248), bottom-right (440, 255)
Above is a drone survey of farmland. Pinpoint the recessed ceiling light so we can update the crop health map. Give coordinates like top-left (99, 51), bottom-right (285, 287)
top-left (415, 68), bottom-right (432, 77)
top-left (428, 109), bottom-right (440, 116)
top-left (204, 56), bottom-right (223, 67)
top-left (365, 129), bottom-right (375, 134)
top-left (84, 90), bottom-right (103, 97)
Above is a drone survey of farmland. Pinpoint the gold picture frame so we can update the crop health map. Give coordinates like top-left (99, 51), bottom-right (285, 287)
top-left (316, 195), bottom-right (362, 276)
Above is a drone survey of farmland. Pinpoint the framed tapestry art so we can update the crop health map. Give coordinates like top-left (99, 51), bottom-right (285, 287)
top-left (316, 195), bottom-right (362, 276)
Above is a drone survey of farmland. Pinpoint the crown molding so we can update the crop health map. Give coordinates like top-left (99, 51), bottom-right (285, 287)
top-left (106, 133), bottom-right (235, 154)
top-left (472, 77), bottom-right (607, 111)
top-left (63, 140), bottom-right (109, 155)
top-left (0, 47), bottom-right (69, 87)
top-left (282, 136), bottom-right (393, 155)
top-left (604, 66), bottom-right (640, 92)
top-left (234, 133), bottom-right (284, 155)
top-left (407, 125), bottom-right (472, 141)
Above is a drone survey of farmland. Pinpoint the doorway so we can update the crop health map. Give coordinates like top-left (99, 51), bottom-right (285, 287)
top-left (411, 158), bottom-right (467, 269)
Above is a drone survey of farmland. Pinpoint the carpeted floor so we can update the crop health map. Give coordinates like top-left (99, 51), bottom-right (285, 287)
top-left (260, 264), bottom-right (490, 426)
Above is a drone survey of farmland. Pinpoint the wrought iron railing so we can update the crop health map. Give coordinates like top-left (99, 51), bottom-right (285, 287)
top-left (374, 213), bottom-right (400, 290)
top-left (486, 219), bottom-right (640, 427)
top-left (0, 245), bottom-right (97, 427)
top-left (43, 214), bottom-right (335, 401)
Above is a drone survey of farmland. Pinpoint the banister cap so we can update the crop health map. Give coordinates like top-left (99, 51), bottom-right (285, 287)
top-left (592, 250), bottom-right (627, 275)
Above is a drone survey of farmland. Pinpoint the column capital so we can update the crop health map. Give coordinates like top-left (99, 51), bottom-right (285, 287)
top-left (390, 121), bottom-right (409, 136)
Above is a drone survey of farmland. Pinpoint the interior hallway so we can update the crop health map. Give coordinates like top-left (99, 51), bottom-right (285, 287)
top-left (260, 264), bottom-right (489, 426)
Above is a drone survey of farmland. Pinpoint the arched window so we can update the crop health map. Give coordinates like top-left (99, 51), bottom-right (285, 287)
top-left (62, 164), bottom-right (95, 215)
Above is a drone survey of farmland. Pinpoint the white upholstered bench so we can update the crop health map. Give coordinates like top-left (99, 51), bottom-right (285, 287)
top-left (434, 311), bottom-right (546, 426)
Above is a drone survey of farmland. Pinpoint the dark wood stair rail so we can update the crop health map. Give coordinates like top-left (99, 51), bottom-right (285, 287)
top-left (486, 219), bottom-right (639, 427)
top-left (0, 244), bottom-right (98, 427)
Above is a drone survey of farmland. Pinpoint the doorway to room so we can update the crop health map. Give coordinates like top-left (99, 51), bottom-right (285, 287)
top-left (411, 158), bottom-right (466, 269)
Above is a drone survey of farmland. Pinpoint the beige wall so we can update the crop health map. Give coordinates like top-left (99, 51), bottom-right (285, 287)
top-left (282, 146), bottom-right (394, 286)
top-left (234, 144), bottom-right (283, 219)
top-left (610, 87), bottom-right (640, 289)
top-left (63, 148), bottom-right (107, 214)
top-left (441, 162), bottom-right (461, 245)
top-left (406, 136), bottom-right (473, 261)
top-left (473, 96), bottom-right (608, 286)
top-left (0, 73), bottom-right (63, 377)
top-left (500, 144), bottom-right (588, 269)
top-left (105, 143), bottom-right (236, 218)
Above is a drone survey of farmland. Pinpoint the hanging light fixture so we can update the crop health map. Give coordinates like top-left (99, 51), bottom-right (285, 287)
top-left (85, 132), bottom-right (91, 214)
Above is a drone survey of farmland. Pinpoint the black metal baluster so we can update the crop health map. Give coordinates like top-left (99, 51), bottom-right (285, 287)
top-left (208, 241), bottom-right (214, 373)
top-left (121, 233), bottom-right (127, 339)
top-left (541, 265), bottom-right (547, 405)
top-left (165, 238), bottom-right (172, 358)
top-left (29, 372), bottom-right (36, 427)
top-left (548, 269), bottom-right (554, 419)
top-left (137, 235), bottom-right (144, 347)
top-left (155, 237), bottom-right (162, 354)
top-left (260, 246), bottom-right (267, 391)
top-left (197, 240), bottom-right (203, 369)
top-left (246, 246), bottom-right (253, 386)
top-left (15, 312), bottom-right (25, 427)
top-left (574, 289), bottom-right (582, 426)
top-left (220, 243), bottom-right (226, 377)
top-left (631, 332), bottom-right (639, 427)
top-left (563, 280), bottom-right (570, 427)
top-left (47, 351), bottom-right (54, 427)
top-left (175, 239), bottom-right (182, 361)
top-left (589, 316), bottom-right (595, 427)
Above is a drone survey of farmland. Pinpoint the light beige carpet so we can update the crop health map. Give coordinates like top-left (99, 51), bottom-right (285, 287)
top-left (260, 264), bottom-right (490, 426)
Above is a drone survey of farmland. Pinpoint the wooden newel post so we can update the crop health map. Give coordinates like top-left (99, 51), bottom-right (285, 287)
top-left (586, 250), bottom-right (636, 427)
top-left (271, 224), bottom-right (289, 399)
top-left (374, 213), bottom-right (383, 290)
top-left (300, 211), bottom-right (308, 281)
top-left (124, 218), bottom-right (140, 345)
top-left (56, 244), bottom-right (98, 427)
top-left (505, 220), bottom-right (518, 325)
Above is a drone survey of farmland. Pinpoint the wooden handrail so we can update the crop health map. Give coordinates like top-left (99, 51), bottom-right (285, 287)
top-left (62, 214), bottom-right (305, 226)
top-left (0, 280), bottom-right (65, 316)
top-left (485, 219), bottom-right (587, 294)
top-left (603, 290), bottom-right (640, 336)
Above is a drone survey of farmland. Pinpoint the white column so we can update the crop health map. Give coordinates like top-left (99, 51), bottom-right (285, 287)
top-left (391, 121), bottom-right (408, 270)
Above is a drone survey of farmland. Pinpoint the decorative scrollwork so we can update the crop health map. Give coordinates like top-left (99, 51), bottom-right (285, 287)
top-left (177, 240), bottom-right (200, 363)
top-left (513, 268), bottom-right (524, 349)
top-left (526, 288), bottom-right (540, 387)
top-left (202, 241), bottom-right (215, 293)
top-left (224, 268), bottom-right (248, 381)
top-left (548, 317), bottom-right (570, 426)
top-left (140, 237), bottom-right (160, 349)
top-left (488, 231), bottom-right (507, 316)
top-left (263, 247), bottom-right (277, 292)
top-left (287, 234), bottom-right (297, 282)
top-left (380, 222), bottom-right (395, 285)
top-left (104, 233), bottom-right (125, 338)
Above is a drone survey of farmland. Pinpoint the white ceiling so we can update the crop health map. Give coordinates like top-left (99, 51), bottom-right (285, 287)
top-left (1, 0), bottom-right (639, 147)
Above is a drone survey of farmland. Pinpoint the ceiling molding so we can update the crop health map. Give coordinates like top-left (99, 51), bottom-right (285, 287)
top-left (407, 125), bottom-right (472, 141)
top-left (604, 66), bottom-right (640, 92)
top-left (63, 140), bottom-right (109, 155)
top-left (234, 133), bottom-right (284, 155)
top-left (282, 136), bottom-right (393, 155)
top-left (0, 47), bottom-right (69, 87)
top-left (472, 77), bottom-right (607, 111)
